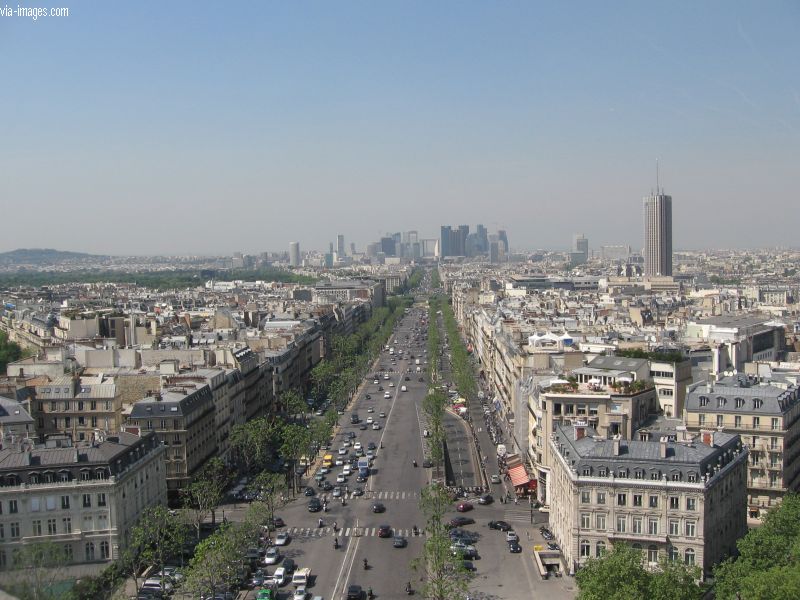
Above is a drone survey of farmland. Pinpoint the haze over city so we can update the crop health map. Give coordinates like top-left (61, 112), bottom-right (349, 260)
top-left (1, 1), bottom-right (798, 255)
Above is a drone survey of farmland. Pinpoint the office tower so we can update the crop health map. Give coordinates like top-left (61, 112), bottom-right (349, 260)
top-left (289, 242), bottom-right (301, 267)
top-left (497, 230), bottom-right (509, 254)
top-left (571, 233), bottom-right (589, 266)
top-left (465, 233), bottom-right (481, 257)
top-left (392, 232), bottom-right (402, 245)
top-left (422, 239), bottom-right (437, 257)
top-left (366, 242), bottom-right (380, 257)
top-left (350, 242), bottom-right (356, 256)
top-left (456, 225), bottom-right (469, 256)
top-left (380, 236), bottom-right (396, 257)
top-left (643, 191), bottom-right (673, 276)
top-left (489, 241), bottom-right (500, 263)
top-left (407, 230), bottom-right (418, 244)
top-left (440, 226), bottom-right (452, 258)
top-left (337, 234), bottom-right (345, 257)
top-left (476, 224), bottom-right (488, 253)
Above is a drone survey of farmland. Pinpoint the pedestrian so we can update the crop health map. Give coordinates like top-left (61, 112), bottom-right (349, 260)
top-left (514, 497), bottom-right (519, 505)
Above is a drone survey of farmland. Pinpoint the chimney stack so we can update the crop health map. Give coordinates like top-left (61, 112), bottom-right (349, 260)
top-left (575, 425), bottom-right (586, 441)
top-left (700, 429), bottom-right (715, 447)
top-left (659, 436), bottom-right (668, 458)
top-left (612, 436), bottom-right (621, 456)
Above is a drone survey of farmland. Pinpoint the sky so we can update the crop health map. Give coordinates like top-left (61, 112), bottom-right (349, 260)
top-left (1, 1), bottom-right (798, 256)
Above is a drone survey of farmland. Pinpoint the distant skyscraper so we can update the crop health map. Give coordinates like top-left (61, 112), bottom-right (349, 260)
top-left (476, 224), bottom-right (488, 253)
top-left (643, 191), bottom-right (673, 276)
top-left (570, 233), bottom-right (588, 266)
top-left (337, 234), bottom-right (345, 257)
top-left (350, 242), bottom-right (356, 255)
top-left (497, 230), bottom-right (509, 254)
top-left (289, 242), bottom-right (301, 267)
top-left (380, 236), bottom-right (396, 257)
top-left (440, 226), bottom-right (453, 258)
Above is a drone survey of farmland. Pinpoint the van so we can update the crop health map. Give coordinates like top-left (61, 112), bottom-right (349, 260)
top-left (291, 567), bottom-right (311, 587)
top-left (400, 386), bottom-right (407, 392)
top-left (322, 454), bottom-right (333, 468)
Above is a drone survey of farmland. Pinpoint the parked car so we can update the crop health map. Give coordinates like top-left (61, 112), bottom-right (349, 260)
top-left (508, 540), bottom-right (522, 553)
top-left (488, 520), bottom-right (512, 531)
top-left (456, 502), bottom-right (473, 512)
top-left (282, 557), bottom-right (296, 573)
top-left (250, 569), bottom-right (267, 587)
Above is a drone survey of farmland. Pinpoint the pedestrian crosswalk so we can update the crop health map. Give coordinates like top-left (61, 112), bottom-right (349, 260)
top-left (365, 490), bottom-right (419, 500)
top-left (503, 508), bottom-right (533, 524)
top-left (286, 526), bottom-right (424, 538)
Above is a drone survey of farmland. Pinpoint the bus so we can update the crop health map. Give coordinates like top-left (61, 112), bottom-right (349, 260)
top-left (322, 454), bottom-right (333, 469)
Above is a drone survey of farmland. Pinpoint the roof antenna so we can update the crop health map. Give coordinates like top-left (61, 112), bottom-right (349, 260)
top-left (656, 158), bottom-right (660, 195)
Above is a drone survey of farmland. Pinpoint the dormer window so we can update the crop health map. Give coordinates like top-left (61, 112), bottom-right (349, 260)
top-left (735, 397), bottom-right (745, 408)
top-left (753, 398), bottom-right (763, 409)
top-left (699, 396), bottom-right (709, 407)
top-left (717, 397), bottom-right (727, 408)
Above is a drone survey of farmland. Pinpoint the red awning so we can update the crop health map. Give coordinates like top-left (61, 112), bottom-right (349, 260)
top-left (508, 464), bottom-right (530, 488)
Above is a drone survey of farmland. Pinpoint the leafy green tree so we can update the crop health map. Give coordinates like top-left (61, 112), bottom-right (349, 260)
top-left (0, 541), bottom-right (69, 600)
top-left (122, 506), bottom-right (187, 595)
top-left (575, 543), bottom-right (652, 600)
top-left (182, 524), bottom-right (243, 598)
top-left (249, 472), bottom-right (288, 527)
top-left (182, 457), bottom-right (230, 541)
top-left (0, 330), bottom-right (24, 373)
top-left (280, 389), bottom-right (307, 422)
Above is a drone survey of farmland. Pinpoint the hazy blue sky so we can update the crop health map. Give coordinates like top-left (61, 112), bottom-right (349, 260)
top-left (1, 1), bottom-right (798, 255)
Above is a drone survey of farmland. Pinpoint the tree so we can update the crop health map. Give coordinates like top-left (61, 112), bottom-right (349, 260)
top-left (249, 472), bottom-right (288, 527)
top-left (182, 457), bottom-right (230, 541)
top-left (0, 541), bottom-right (69, 600)
top-left (280, 389), bottom-right (307, 422)
top-left (0, 330), bottom-right (24, 373)
top-left (122, 506), bottom-right (188, 595)
top-left (714, 494), bottom-right (800, 599)
top-left (411, 483), bottom-right (471, 600)
top-left (182, 524), bottom-right (243, 599)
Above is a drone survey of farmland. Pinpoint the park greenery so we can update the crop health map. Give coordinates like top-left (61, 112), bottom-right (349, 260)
top-left (575, 542), bottom-right (703, 600)
top-left (713, 494), bottom-right (800, 600)
top-left (0, 267), bottom-right (316, 290)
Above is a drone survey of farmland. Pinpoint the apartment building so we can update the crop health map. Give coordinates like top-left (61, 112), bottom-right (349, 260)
top-left (684, 374), bottom-right (800, 519)
top-left (0, 431), bottom-right (166, 569)
top-left (126, 387), bottom-right (216, 503)
top-left (549, 424), bottom-right (747, 577)
top-left (649, 357), bottom-right (692, 418)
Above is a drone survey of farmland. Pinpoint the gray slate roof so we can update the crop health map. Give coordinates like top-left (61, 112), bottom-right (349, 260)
top-left (686, 375), bottom-right (799, 416)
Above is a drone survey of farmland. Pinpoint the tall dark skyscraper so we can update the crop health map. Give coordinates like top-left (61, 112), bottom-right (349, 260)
top-left (476, 224), bottom-right (488, 253)
top-left (440, 226), bottom-right (452, 257)
top-left (643, 191), bottom-right (673, 276)
top-left (497, 230), bottom-right (509, 254)
top-left (380, 236), bottom-right (396, 257)
top-left (336, 234), bottom-right (345, 257)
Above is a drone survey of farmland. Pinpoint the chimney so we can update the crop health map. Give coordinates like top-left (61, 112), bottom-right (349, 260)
top-left (612, 436), bottom-right (621, 456)
top-left (700, 429), bottom-right (715, 447)
top-left (659, 436), bottom-right (668, 458)
top-left (574, 425), bottom-right (586, 441)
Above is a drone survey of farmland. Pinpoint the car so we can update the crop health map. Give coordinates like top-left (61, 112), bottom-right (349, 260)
top-left (404, 376), bottom-right (410, 381)
top-left (373, 380), bottom-right (379, 384)
top-left (354, 442), bottom-right (363, 450)
top-left (348, 431), bottom-right (357, 439)
top-left (506, 531), bottom-right (519, 543)
top-left (142, 578), bottom-right (172, 594)
top-left (275, 532), bottom-right (291, 546)
top-left (367, 442), bottom-right (376, 450)
top-left (335, 457), bottom-right (344, 466)
top-left (319, 466), bottom-right (330, 474)
top-left (156, 566), bottom-right (184, 583)
top-left (360, 423), bottom-right (368, 430)
top-left (245, 547), bottom-right (263, 561)
top-left (456, 502), bottom-right (473, 512)
top-left (372, 423), bottom-right (380, 430)
top-left (384, 374), bottom-right (390, 380)
top-left (269, 516), bottom-right (285, 529)
top-left (462, 560), bottom-right (476, 572)
top-left (336, 473), bottom-right (346, 483)
top-left (343, 464), bottom-right (353, 475)
top-left (377, 524), bottom-right (392, 537)
top-left (508, 540), bottom-right (522, 553)
top-left (346, 584), bottom-right (363, 600)
top-left (271, 567), bottom-right (287, 585)
top-left (378, 412), bottom-right (386, 418)
top-left (418, 377), bottom-right (425, 382)
top-left (450, 543), bottom-right (478, 559)
top-left (547, 542), bottom-right (560, 551)
top-left (488, 520), bottom-right (512, 531)
top-left (365, 394), bottom-right (371, 399)
top-left (332, 486), bottom-right (342, 498)
top-left (393, 536), bottom-right (407, 548)
top-left (366, 450), bottom-right (375, 459)
top-left (256, 591), bottom-right (275, 600)
top-left (320, 480), bottom-right (334, 491)
top-left (352, 487), bottom-right (364, 496)
top-left (384, 392), bottom-right (391, 399)
top-left (372, 502), bottom-right (386, 513)
top-left (315, 409), bottom-right (324, 416)
top-left (356, 474), bottom-right (367, 483)
top-left (378, 386), bottom-right (383, 391)
top-left (307, 498), bottom-right (322, 512)
top-left (490, 474), bottom-right (501, 484)
top-left (304, 487), bottom-right (316, 496)
top-left (293, 588), bottom-right (308, 600)
top-left (264, 547), bottom-right (280, 565)
top-left (337, 409), bottom-right (344, 415)
top-left (342, 439), bottom-right (351, 447)
top-left (367, 407), bottom-right (374, 413)
top-left (449, 529), bottom-right (479, 543)
top-left (250, 569), bottom-right (267, 587)
top-left (338, 447), bottom-right (348, 455)
top-left (478, 494), bottom-right (493, 505)
top-left (449, 516), bottom-right (475, 527)
top-left (282, 557), bottom-right (296, 573)
top-left (388, 382), bottom-right (394, 387)
top-left (540, 527), bottom-right (555, 540)
top-left (422, 459), bottom-right (433, 468)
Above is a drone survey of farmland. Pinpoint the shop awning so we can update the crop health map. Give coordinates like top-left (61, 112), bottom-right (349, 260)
top-left (509, 464), bottom-right (531, 487)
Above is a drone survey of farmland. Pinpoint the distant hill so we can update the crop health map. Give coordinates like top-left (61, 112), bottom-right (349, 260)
top-left (0, 248), bottom-right (105, 265)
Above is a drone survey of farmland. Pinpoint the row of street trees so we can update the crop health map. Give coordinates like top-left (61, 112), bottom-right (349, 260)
top-left (439, 294), bottom-right (476, 400)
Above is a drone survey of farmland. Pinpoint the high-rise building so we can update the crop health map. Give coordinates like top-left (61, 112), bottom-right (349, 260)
top-left (456, 225), bottom-right (469, 256)
top-left (289, 242), bottom-right (300, 267)
top-left (350, 242), bottom-right (356, 256)
top-left (440, 226), bottom-right (452, 258)
top-left (380, 236), bottom-right (396, 257)
top-left (497, 230), bottom-right (509, 254)
top-left (337, 234), bottom-right (345, 257)
top-left (643, 191), bottom-right (673, 276)
top-left (476, 224), bottom-right (488, 254)
top-left (570, 233), bottom-right (589, 266)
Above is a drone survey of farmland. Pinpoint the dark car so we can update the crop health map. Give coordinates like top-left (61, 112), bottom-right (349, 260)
top-left (346, 584), bottom-right (363, 600)
top-left (547, 542), bottom-right (560, 551)
top-left (393, 536), bottom-right (407, 548)
top-left (422, 459), bottom-right (433, 468)
top-left (418, 377), bottom-right (425, 382)
top-left (449, 516), bottom-right (475, 528)
top-left (540, 527), bottom-right (555, 540)
top-left (488, 520), bottom-right (512, 531)
top-left (449, 529), bottom-right (479, 543)
top-left (359, 423), bottom-right (368, 430)
top-left (307, 498), bottom-right (322, 512)
top-left (372, 502), bottom-right (386, 513)
top-left (478, 494), bottom-right (493, 505)
top-left (269, 517), bottom-right (285, 529)
top-left (282, 557), bottom-right (296, 573)
top-left (377, 524), bottom-right (392, 538)
top-left (365, 394), bottom-right (371, 400)
top-left (320, 481), bottom-right (333, 491)
top-left (367, 442), bottom-right (376, 450)
top-left (508, 540), bottom-right (522, 553)
top-left (404, 376), bottom-right (410, 381)
top-left (304, 487), bottom-right (316, 496)
top-left (456, 502), bottom-right (473, 512)
top-left (462, 560), bottom-right (476, 572)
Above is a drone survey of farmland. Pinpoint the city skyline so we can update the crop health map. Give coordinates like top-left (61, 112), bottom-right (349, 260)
top-left (2, 2), bottom-right (798, 255)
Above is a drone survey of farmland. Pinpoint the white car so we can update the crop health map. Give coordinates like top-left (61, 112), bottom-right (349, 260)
top-left (389, 382), bottom-right (395, 387)
top-left (353, 442), bottom-right (362, 451)
top-left (264, 546), bottom-right (280, 565)
top-left (373, 380), bottom-right (379, 385)
top-left (338, 447), bottom-right (347, 455)
top-left (366, 417), bottom-right (373, 424)
top-left (293, 587), bottom-right (308, 600)
top-left (367, 407), bottom-right (374, 413)
top-left (384, 392), bottom-right (391, 399)
top-left (319, 466), bottom-right (330, 474)
top-left (336, 473), bottom-right (346, 483)
top-left (372, 423), bottom-right (381, 430)
top-left (379, 412), bottom-right (386, 418)
top-left (275, 532), bottom-right (290, 546)
top-left (272, 566), bottom-right (287, 586)
top-left (384, 374), bottom-right (390, 380)
top-left (401, 386), bottom-right (407, 392)
top-left (342, 439), bottom-right (351, 447)
top-left (343, 465), bottom-right (352, 475)
top-left (335, 457), bottom-right (344, 466)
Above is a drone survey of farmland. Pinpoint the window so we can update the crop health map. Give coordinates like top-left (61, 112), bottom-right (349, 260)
top-left (63, 544), bottom-right (73, 563)
top-left (64, 417), bottom-right (71, 428)
top-left (648, 518), bottom-right (659, 535)
top-left (772, 418), bottom-right (780, 431)
top-left (753, 398), bottom-right (763, 409)
top-left (596, 541), bottom-right (606, 557)
top-left (77, 401), bottom-right (84, 411)
top-left (617, 493), bottom-right (627, 506)
top-left (0, 524), bottom-right (4, 539)
top-left (687, 473), bottom-right (697, 483)
top-left (596, 492), bottom-right (606, 505)
top-left (97, 493), bottom-right (106, 507)
top-left (582, 468), bottom-right (591, 476)
top-left (62, 517), bottom-right (71, 533)
top-left (91, 401), bottom-right (96, 411)
top-left (581, 491), bottom-right (590, 504)
top-left (699, 414), bottom-right (706, 425)
top-left (0, 550), bottom-right (5, 569)
top-left (650, 471), bottom-right (660, 481)
top-left (716, 414), bottom-right (724, 427)
top-left (616, 516), bottom-right (627, 533)
top-left (581, 513), bottom-right (590, 529)
top-left (46, 496), bottom-right (56, 511)
top-left (32, 520), bottom-right (42, 536)
top-left (649, 495), bottom-right (659, 508)
top-left (85, 542), bottom-right (95, 562)
top-left (669, 496), bottom-right (679, 510)
top-left (100, 541), bottom-right (110, 559)
top-left (648, 545), bottom-right (659, 563)
top-left (598, 467), bottom-right (607, 477)
top-left (596, 514), bottom-right (606, 530)
top-left (685, 521), bottom-right (696, 537)
top-left (580, 540), bottom-right (590, 558)
top-left (633, 494), bottom-right (643, 507)
top-left (61, 495), bottom-right (70, 509)
top-left (684, 548), bottom-right (695, 565)
top-left (699, 396), bottom-right (709, 407)
top-left (633, 517), bottom-right (643, 534)
top-left (47, 519), bottom-right (57, 535)
top-left (735, 415), bottom-right (742, 428)
top-left (82, 494), bottom-right (91, 508)
top-left (10, 523), bottom-right (20, 539)
top-left (669, 519), bottom-right (679, 536)
top-left (717, 397), bottom-right (726, 408)
top-left (9, 500), bottom-right (18, 514)
top-left (91, 416), bottom-right (98, 428)
top-left (735, 397), bottom-right (745, 408)
top-left (753, 416), bottom-right (760, 428)
top-left (686, 498), bottom-right (697, 511)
